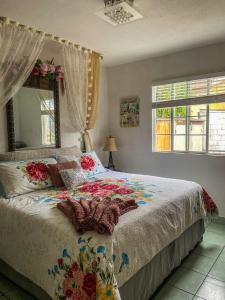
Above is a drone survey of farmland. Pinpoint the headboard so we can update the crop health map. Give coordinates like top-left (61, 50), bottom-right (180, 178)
top-left (0, 146), bottom-right (82, 161)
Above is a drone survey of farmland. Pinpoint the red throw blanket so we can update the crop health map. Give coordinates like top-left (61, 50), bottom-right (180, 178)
top-left (57, 197), bottom-right (138, 234)
top-left (202, 188), bottom-right (218, 214)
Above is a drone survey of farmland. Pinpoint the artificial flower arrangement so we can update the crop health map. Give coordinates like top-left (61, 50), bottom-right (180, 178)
top-left (31, 58), bottom-right (64, 93)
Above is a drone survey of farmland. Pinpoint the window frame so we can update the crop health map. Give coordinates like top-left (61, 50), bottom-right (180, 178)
top-left (40, 98), bottom-right (56, 146)
top-left (152, 72), bottom-right (225, 155)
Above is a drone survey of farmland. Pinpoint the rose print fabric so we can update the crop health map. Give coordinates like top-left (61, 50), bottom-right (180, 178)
top-left (0, 158), bottom-right (57, 198)
top-left (42, 177), bottom-right (159, 207)
top-left (0, 170), bottom-right (206, 300)
top-left (79, 152), bottom-right (105, 176)
top-left (48, 237), bottom-right (128, 300)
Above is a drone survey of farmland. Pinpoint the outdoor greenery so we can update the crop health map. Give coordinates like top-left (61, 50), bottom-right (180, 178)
top-left (156, 107), bottom-right (186, 118)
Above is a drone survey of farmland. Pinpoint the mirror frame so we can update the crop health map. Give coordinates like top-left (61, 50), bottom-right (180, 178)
top-left (6, 75), bottom-right (61, 152)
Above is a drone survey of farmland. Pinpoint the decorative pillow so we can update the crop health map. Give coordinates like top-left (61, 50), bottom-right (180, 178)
top-left (59, 168), bottom-right (88, 189)
top-left (0, 158), bottom-right (57, 198)
top-left (47, 161), bottom-right (79, 187)
top-left (80, 152), bottom-right (106, 176)
top-left (57, 151), bottom-right (105, 176)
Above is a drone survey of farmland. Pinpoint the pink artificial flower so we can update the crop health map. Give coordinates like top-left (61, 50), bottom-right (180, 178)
top-left (55, 65), bottom-right (63, 73)
top-left (40, 63), bottom-right (48, 76)
top-left (55, 65), bottom-right (64, 81)
top-left (32, 65), bottom-right (39, 77)
top-left (48, 64), bottom-right (55, 73)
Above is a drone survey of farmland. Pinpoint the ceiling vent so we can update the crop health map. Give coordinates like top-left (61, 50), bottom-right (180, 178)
top-left (96, 0), bottom-right (143, 26)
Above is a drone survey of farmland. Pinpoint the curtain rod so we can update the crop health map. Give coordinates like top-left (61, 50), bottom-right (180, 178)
top-left (0, 16), bottom-right (103, 60)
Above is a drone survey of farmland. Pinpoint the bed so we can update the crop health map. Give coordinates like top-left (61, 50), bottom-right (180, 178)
top-left (0, 148), bottom-right (206, 300)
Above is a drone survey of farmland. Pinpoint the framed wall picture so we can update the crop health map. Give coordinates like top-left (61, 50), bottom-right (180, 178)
top-left (120, 96), bottom-right (140, 127)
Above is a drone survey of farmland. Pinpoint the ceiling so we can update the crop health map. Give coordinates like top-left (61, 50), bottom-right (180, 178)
top-left (1, 0), bottom-right (225, 66)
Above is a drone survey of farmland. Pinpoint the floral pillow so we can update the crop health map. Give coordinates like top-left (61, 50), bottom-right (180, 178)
top-left (0, 158), bottom-right (57, 198)
top-left (57, 151), bottom-right (106, 177)
top-left (79, 152), bottom-right (106, 176)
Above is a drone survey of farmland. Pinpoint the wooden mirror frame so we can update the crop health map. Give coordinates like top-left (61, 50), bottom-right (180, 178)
top-left (6, 75), bottom-right (61, 152)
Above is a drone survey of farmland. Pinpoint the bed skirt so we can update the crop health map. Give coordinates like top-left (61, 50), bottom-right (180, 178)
top-left (0, 219), bottom-right (204, 300)
top-left (120, 219), bottom-right (205, 300)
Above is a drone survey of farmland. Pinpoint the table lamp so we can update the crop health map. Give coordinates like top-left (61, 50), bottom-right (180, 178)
top-left (103, 136), bottom-right (118, 170)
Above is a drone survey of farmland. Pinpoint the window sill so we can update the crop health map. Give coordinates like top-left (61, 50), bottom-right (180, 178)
top-left (152, 151), bottom-right (225, 157)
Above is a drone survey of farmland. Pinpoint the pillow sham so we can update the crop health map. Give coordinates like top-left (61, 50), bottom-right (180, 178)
top-left (59, 168), bottom-right (88, 189)
top-left (0, 158), bottom-right (57, 198)
top-left (57, 151), bottom-right (105, 176)
top-left (47, 161), bottom-right (79, 187)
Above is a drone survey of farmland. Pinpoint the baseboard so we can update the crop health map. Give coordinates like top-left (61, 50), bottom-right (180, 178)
top-left (205, 215), bottom-right (225, 225)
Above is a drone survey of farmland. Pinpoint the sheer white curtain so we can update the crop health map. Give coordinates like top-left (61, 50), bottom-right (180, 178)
top-left (0, 20), bottom-right (45, 109)
top-left (62, 44), bottom-right (89, 147)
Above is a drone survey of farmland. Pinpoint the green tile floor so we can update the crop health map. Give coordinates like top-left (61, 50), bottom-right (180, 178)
top-left (0, 221), bottom-right (225, 300)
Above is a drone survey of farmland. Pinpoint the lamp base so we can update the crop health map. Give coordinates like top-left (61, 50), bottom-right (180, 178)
top-left (107, 151), bottom-right (115, 170)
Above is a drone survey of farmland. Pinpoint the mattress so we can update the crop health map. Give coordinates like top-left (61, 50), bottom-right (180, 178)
top-left (0, 170), bottom-right (206, 300)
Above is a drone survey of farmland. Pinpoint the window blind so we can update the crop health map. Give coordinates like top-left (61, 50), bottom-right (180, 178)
top-left (152, 75), bottom-right (225, 108)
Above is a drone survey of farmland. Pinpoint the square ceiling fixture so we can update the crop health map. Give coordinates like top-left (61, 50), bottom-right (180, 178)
top-left (96, 0), bottom-right (143, 26)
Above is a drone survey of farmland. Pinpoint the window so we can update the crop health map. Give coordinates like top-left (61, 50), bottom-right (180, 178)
top-left (40, 98), bottom-right (55, 146)
top-left (152, 75), bottom-right (225, 154)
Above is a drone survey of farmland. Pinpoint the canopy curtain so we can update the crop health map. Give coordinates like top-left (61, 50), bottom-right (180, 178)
top-left (62, 45), bottom-right (101, 152)
top-left (0, 19), bottom-right (45, 109)
top-left (62, 44), bottom-right (89, 148)
top-left (84, 51), bottom-right (101, 151)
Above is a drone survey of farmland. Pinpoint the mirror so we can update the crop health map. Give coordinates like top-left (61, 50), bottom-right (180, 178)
top-left (6, 76), bottom-right (61, 151)
top-left (13, 87), bottom-right (55, 149)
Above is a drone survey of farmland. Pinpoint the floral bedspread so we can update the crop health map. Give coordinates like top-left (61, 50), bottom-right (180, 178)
top-left (35, 175), bottom-right (162, 208)
top-left (0, 171), bottom-right (206, 300)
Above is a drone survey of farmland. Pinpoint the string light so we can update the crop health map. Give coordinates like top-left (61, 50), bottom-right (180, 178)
top-left (0, 16), bottom-right (103, 59)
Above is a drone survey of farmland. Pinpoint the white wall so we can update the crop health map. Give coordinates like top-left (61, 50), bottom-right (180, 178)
top-left (108, 42), bottom-right (225, 217)
top-left (0, 40), bottom-right (109, 164)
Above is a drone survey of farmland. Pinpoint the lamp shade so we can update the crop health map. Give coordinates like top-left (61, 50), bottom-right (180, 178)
top-left (103, 136), bottom-right (118, 152)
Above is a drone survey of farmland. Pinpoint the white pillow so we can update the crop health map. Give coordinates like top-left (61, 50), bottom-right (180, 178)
top-left (0, 158), bottom-right (57, 198)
